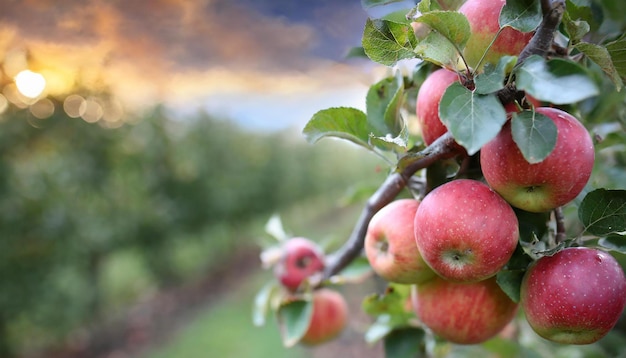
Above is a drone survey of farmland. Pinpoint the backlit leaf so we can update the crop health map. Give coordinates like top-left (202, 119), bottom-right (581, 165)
top-left (439, 82), bottom-right (507, 155)
top-left (252, 281), bottom-right (280, 326)
top-left (516, 55), bottom-right (599, 104)
top-left (366, 72), bottom-right (405, 136)
top-left (575, 42), bottom-right (623, 90)
top-left (606, 35), bottom-right (626, 80)
top-left (276, 298), bottom-right (313, 347)
top-left (363, 18), bottom-right (418, 66)
top-left (578, 189), bottom-right (626, 236)
top-left (413, 11), bottom-right (470, 48)
top-left (303, 107), bottom-right (372, 149)
top-left (510, 110), bottom-right (557, 163)
top-left (414, 30), bottom-right (459, 68)
top-left (500, 0), bottom-right (542, 33)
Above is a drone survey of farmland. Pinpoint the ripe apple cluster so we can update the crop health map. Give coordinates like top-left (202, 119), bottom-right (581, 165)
top-left (271, 237), bottom-right (348, 345)
top-left (376, 0), bottom-right (623, 346)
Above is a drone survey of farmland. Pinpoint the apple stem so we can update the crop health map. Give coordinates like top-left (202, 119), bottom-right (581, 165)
top-left (321, 132), bottom-right (460, 281)
top-left (472, 26), bottom-right (506, 74)
top-left (554, 207), bottom-right (566, 244)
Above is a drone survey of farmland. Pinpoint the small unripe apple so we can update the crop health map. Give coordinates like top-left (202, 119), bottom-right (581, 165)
top-left (365, 199), bottom-right (436, 284)
top-left (480, 107), bottom-right (595, 213)
top-left (520, 247), bottom-right (626, 345)
top-left (274, 237), bottom-right (325, 292)
top-left (459, 0), bottom-right (533, 69)
top-left (414, 179), bottom-right (519, 282)
top-left (415, 275), bottom-right (518, 344)
top-left (301, 288), bottom-right (348, 345)
top-left (415, 68), bottom-right (459, 145)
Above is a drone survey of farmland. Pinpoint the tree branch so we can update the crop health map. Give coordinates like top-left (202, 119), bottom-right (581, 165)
top-left (496, 0), bottom-right (566, 104)
top-left (554, 206), bottom-right (566, 244)
top-left (322, 132), bottom-right (460, 280)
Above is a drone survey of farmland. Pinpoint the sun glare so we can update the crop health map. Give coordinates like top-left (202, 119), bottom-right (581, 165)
top-left (15, 70), bottom-right (46, 98)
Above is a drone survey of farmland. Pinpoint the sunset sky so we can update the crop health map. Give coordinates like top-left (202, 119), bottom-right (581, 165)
top-left (0, 0), bottom-right (399, 130)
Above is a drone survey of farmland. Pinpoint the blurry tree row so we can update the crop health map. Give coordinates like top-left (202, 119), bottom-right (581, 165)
top-left (0, 102), bottom-right (377, 357)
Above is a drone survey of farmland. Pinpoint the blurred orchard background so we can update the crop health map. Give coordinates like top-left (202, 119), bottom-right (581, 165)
top-left (0, 0), bottom-right (393, 357)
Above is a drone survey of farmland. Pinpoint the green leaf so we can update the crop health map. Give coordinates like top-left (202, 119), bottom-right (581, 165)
top-left (598, 234), bottom-right (626, 254)
top-left (474, 55), bottom-right (517, 94)
top-left (369, 131), bottom-right (409, 153)
top-left (384, 328), bottom-right (427, 358)
top-left (564, 0), bottom-right (600, 32)
top-left (515, 56), bottom-right (600, 104)
top-left (364, 314), bottom-right (395, 343)
top-left (303, 107), bottom-right (373, 149)
top-left (500, 0), bottom-right (542, 33)
top-left (439, 82), bottom-right (507, 155)
top-left (414, 30), bottom-right (460, 68)
top-left (366, 72), bottom-right (405, 136)
top-left (362, 286), bottom-right (410, 316)
top-left (606, 35), bottom-right (626, 80)
top-left (252, 281), bottom-right (280, 326)
top-left (575, 42), bottom-right (623, 90)
top-left (363, 18), bottom-right (418, 66)
top-left (276, 298), bottom-right (313, 347)
top-left (562, 11), bottom-right (590, 43)
top-left (361, 0), bottom-right (410, 11)
top-left (496, 270), bottom-right (525, 303)
top-left (510, 110), bottom-right (557, 164)
top-left (413, 11), bottom-right (471, 48)
top-left (578, 189), bottom-right (626, 236)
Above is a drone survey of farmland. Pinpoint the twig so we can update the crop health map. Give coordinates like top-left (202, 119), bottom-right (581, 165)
top-left (496, 0), bottom-right (565, 104)
top-left (554, 207), bottom-right (566, 244)
top-left (322, 132), bottom-right (460, 279)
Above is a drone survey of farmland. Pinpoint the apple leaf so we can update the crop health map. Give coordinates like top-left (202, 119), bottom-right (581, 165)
top-left (496, 270), bottom-right (525, 303)
top-left (362, 285), bottom-right (410, 316)
top-left (598, 234), bottom-right (626, 254)
top-left (276, 298), bottom-right (313, 347)
top-left (364, 314), bottom-right (395, 343)
top-left (413, 11), bottom-right (471, 49)
top-left (500, 0), bottom-right (542, 33)
top-left (366, 71), bottom-right (405, 137)
top-left (362, 18), bottom-right (418, 66)
top-left (515, 209), bottom-right (550, 244)
top-left (562, 11), bottom-right (590, 44)
top-left (303, 107), bottom-right (373, 149)
top-left (578, 189), bottom-right (626, 236)
top-left (414, 30), bottom-right (460, 68)
top-left (384, 327), bottom-right (427, 358)
top-left (370, 131), bottom-right (409, 153)
top-left (252, 281), bottom-right (281, 327)
top-left (515, 56), bottom-right (600, 105)
top-left (497, 244), bottom-right (533, 303)
top-left (606, 35), bottom-right (626, 80)
top-left (510, 110), bottom-right (557, 164)
top-left (575, 42), bottom-right (624, 90)
top-left (439, 82), bottom-right (507, 155)
top-left (474, 56), bottom-right (517, 94)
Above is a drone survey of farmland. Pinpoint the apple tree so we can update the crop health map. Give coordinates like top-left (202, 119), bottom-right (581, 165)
top-left (254, 0), bottom-right (626, 355)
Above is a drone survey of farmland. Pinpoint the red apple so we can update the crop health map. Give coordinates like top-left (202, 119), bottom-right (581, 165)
top-left (415, 68), bottom-right (459, 145)
top-left (459, 0), bottom-right (533, 69)
top-left (365, 199), bottom-right (436, 284)
top-left (274, 237), bottom-right (325, 292)
top-left (520, 247), bottom-right (626, 344)
top-left (480, 107), bottom-right (595, 213)
top-left (415, 275), bottom-right (518, 344)
top-left (301, 288), bottom-right (348, 345)
top-left (414, 179), bottom-right (519, 282)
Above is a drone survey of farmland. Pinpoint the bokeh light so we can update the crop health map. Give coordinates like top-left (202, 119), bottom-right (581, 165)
top-left (14, 70), bottom-right (46, 98)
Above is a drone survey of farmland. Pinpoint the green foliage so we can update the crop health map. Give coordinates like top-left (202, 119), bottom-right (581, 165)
top-left (276, 299), bottom-right (314, 347)
top-left (578, 189), bottom-right (626, 236)
top-left (500, 0), bottom-right (542, 32)
top-left (510, 111), bottom-right (557, 164)
top-left (439, 82), bottom-right (507, 155)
